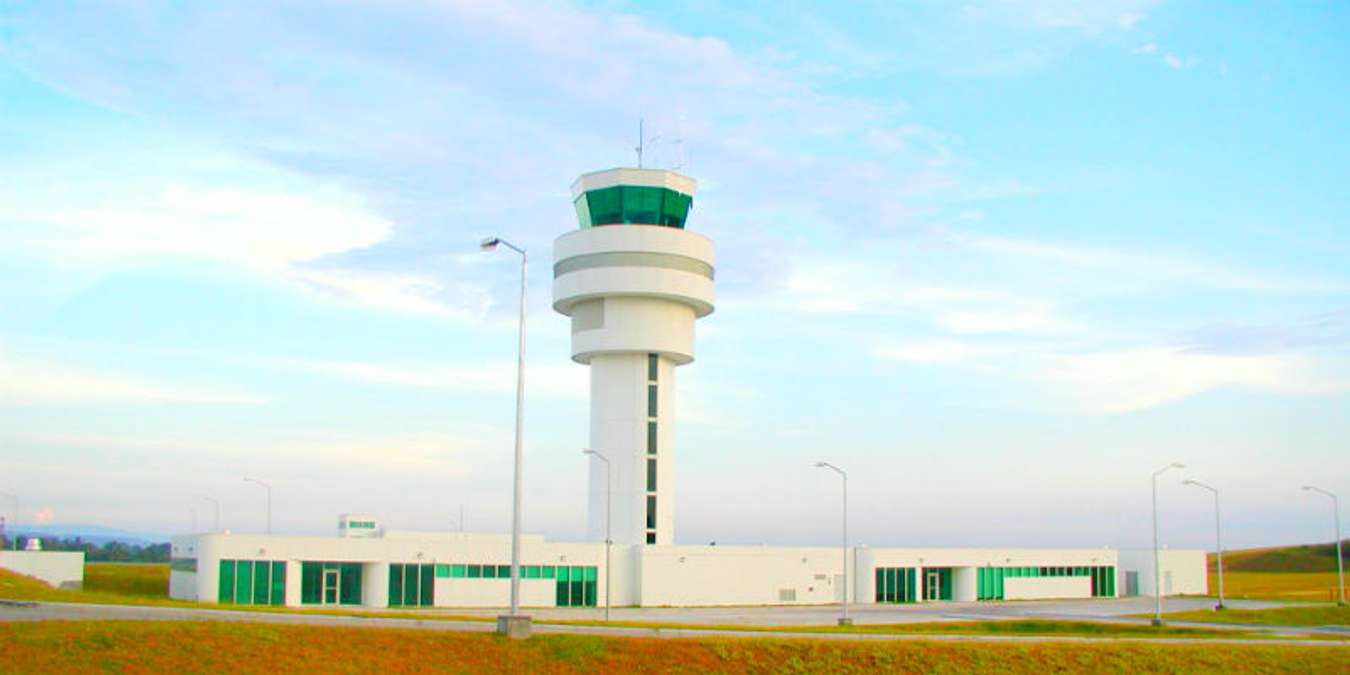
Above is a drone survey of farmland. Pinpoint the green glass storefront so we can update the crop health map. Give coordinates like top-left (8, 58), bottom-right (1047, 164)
top-left (976, 565), bottom-right (1116, 600)
top-left (300, 561), bottom-right (363, 605)
top-left (218, 559), bottom-right (285, 606)
top-left (389, 563), bottom-right (434, 607)
top-left (574, 186), bottom-right (692, 229)
top-left (874, 567), bottom-right (917, 603)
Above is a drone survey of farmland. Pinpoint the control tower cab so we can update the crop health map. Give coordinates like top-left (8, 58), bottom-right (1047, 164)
top-left (553, 168), bottom-right (714, 546)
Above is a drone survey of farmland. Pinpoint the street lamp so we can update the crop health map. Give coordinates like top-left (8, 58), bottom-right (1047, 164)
top-left (197, 495), bottom-right (221, 533)
top-left (482, 235), bottom-right (531, 638)
top-left (582, 448), bottom-right (612, 622)
top-left (1302, 486), bottom-right (1345, 606)
top-left (1182, 479), bottom-right (1224, 609)
top-left (0, 493), bottom-right (16, 550)
top-left (1151, 462), bottom-right (1184, 626)
top-left (815, 461), bottom-right (851, 626)
top-left (243, 477), bottom-right (272, 535)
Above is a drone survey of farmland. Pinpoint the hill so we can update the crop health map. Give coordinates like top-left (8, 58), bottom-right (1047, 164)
top-left (1212, 540), bottom-right (1348, 573)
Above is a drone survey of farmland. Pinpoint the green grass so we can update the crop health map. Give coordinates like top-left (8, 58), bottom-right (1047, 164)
top-left (1209, 571), bottom-right (1347, 602)
top-left (1163, 605), bottom-right (1350, 628)
top-left (1216, 541), bottom-right (1348, 573)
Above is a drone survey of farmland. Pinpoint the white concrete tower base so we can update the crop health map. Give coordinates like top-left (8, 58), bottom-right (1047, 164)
top-left (587, 353), bottom-right (676, 545)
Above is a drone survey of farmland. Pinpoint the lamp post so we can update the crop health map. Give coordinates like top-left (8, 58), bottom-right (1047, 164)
top-left (482, 235), bottom-right (530, 638)
top-left (1182, 479), bottom-right (1224, 609)
top-left (1302, 486), bottom-right (1345, 605)
top-left (582, 448), bottom-right (612, 622)
top-left (243, 477), bottom-right (272, 535)
top-left (815, 461), bottom-right (850, 626)
top-left (1151, 462), bottom-right (1184, 626)
top-left (0, 493), bottom-right (16, 550)
top-left (197, 495), bottom-right (221, 533)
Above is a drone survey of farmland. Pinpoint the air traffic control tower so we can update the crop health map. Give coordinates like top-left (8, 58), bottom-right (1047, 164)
top-left (553, 168), bottom-right (714, 546)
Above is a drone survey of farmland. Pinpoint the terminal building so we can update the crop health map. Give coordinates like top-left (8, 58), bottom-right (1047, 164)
top-left (170, 167), bottom-right (1208, 609)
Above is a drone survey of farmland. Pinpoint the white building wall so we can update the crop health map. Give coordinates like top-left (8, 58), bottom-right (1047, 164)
top-left (0, 551), bottom-right (84, 589)
top-left (635, 545), bottom-right (849, 607)
top-left (1005, 576), bottom-right (1092, 600)
top-left (1118, 549), bottom-right (1208, 597)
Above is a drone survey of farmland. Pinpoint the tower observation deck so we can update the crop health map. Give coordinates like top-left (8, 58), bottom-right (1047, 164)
top-left (552, 168), bottom-right (714, 546)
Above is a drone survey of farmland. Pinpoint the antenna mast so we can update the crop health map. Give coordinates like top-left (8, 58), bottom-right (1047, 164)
top-left (636, 119), bottom-right (644, 168)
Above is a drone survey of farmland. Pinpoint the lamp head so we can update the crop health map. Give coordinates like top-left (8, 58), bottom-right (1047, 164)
top-left (480, 236), bottom-right (501, 251)
top-left (582, 449), bottom-right (595, 456)
top-left (814, 461), bottom-right (827, 468)
top-left (1182, 479), bottom-right (1196, 486)
top-left (1172, 462), bottom-right (1185, 469)
top-left (1302, 486), bottom-right (1314, 491)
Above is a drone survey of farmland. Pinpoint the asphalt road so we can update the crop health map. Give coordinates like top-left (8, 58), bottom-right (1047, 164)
top-left (0, 599), bottom-right (1346, 647)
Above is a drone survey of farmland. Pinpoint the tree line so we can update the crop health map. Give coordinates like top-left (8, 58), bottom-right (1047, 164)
top-left (1, 536), bottom-right (170, 562)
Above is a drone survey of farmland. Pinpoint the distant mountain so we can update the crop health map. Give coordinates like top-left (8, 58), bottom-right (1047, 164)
top-left (1211, 540), bottom-right (1349, 573)
top-left (4, 523), bottom-right (169, 546)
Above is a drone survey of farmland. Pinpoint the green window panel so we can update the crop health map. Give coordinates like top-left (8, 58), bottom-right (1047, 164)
top-left (467, 564), bottom-right (482, 579)
top-left (389, 565), bottom-right (404, 607)
top-left (301, 562), bottom-right (321, 605)
top-left (557, 566), bottom-right (570, 582)
top-left (235, 560), bottom-right (253, 605)
top-left (542, 565), bottom-right (556, 579)
top-left (451, 564), bottom-right (466, 578)
top-left (341, 563), bottom-right (362, 605)
top-left (648, 354), bottom-right (659, 381)
top-left (524, 565), bottom-right (540, 579)
top-left (253, 561), bottom-right (271, 605)
top-left (435, 564), bottom-right (450, 578)
top-left (573, 192), bottom-right (592, 229)
top-left (647, 458), bottom-right (657, 492)
top-left (271, 561), bottom-right (285, 605)
top-left (647, 384), bottom-right (658, 417)
top-left (420, 564), bottom-right (434, 606)
top-left (646, 495), bottom-right (656, 529)
top-left (218, 560), bottom-right (235, 604)
top-left (483, 565), bottom-right (497, 579)
top-left (498, 565), bottom-right (511, 578)
top-left (647, 422), bottom-right (657, 456)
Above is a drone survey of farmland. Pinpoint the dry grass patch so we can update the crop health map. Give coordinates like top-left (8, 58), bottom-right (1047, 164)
top-left (1165, 604), bottom-right (1349, 628)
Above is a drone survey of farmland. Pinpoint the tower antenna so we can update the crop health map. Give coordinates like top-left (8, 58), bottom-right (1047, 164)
top-left (636, 119), bottom-right (644, 168)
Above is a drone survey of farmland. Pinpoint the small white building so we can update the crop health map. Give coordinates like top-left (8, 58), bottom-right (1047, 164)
top-left (170, 518), bottom-right (1203, 609)
top-left (0, 550), bottom-right (85, 589)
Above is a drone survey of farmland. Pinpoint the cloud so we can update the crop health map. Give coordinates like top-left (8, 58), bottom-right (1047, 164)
top-left (875, 340), bottom-right (1003, 364)
top-left (1042, 347), bottom-right (1350, 413)
top-left (0, 352), bottom-right (268, 405)
top-left (1133, 42), bottom-right (1159, 55)
top-left (33, 507), bottom-right (55, 525)
top-left (950, 231), bottom-right (1349, 294)
top-left (266, 356), bottom-right (587, 400)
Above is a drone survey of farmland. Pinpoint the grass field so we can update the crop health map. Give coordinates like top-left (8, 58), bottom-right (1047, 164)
top-left (1215, 541), bottom-right (1348, 573)
top-left (1163, 605), bottom-right (1349, 628)
top-left (0, 620), bottom-right (1344, 675)
top-left (84, 562), bottom-right (170, 597)
top-left (1210, 571), bottom-right (1347, 602)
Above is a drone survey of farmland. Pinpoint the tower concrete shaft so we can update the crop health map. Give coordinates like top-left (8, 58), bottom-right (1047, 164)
top-left (553, 168), bottom-right (713, 546)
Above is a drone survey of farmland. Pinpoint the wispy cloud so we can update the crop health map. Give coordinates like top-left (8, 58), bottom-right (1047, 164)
top-left (265, 356), bottom-right (587, 400)
top-left (0, 353), bottom-right (267, 405)
top-left (1042, 347), bottom-right (1350, 413)
top-left (949, 231), bottom-right (1349, 294)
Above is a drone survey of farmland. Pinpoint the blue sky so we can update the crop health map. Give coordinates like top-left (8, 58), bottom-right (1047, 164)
top-left (1, 1), bottom-right (1346, 550)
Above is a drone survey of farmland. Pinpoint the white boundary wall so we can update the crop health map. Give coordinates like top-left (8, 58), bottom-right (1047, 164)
top-left (0, 551), bottom-right (84, 589)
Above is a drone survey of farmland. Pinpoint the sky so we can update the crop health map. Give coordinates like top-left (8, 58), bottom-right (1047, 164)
top-left (0, 1), bottom-right (1346, 551)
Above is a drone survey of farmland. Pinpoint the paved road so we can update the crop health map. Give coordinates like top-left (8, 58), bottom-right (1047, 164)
top-left (0, 600), bottom-right (1345, 647)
